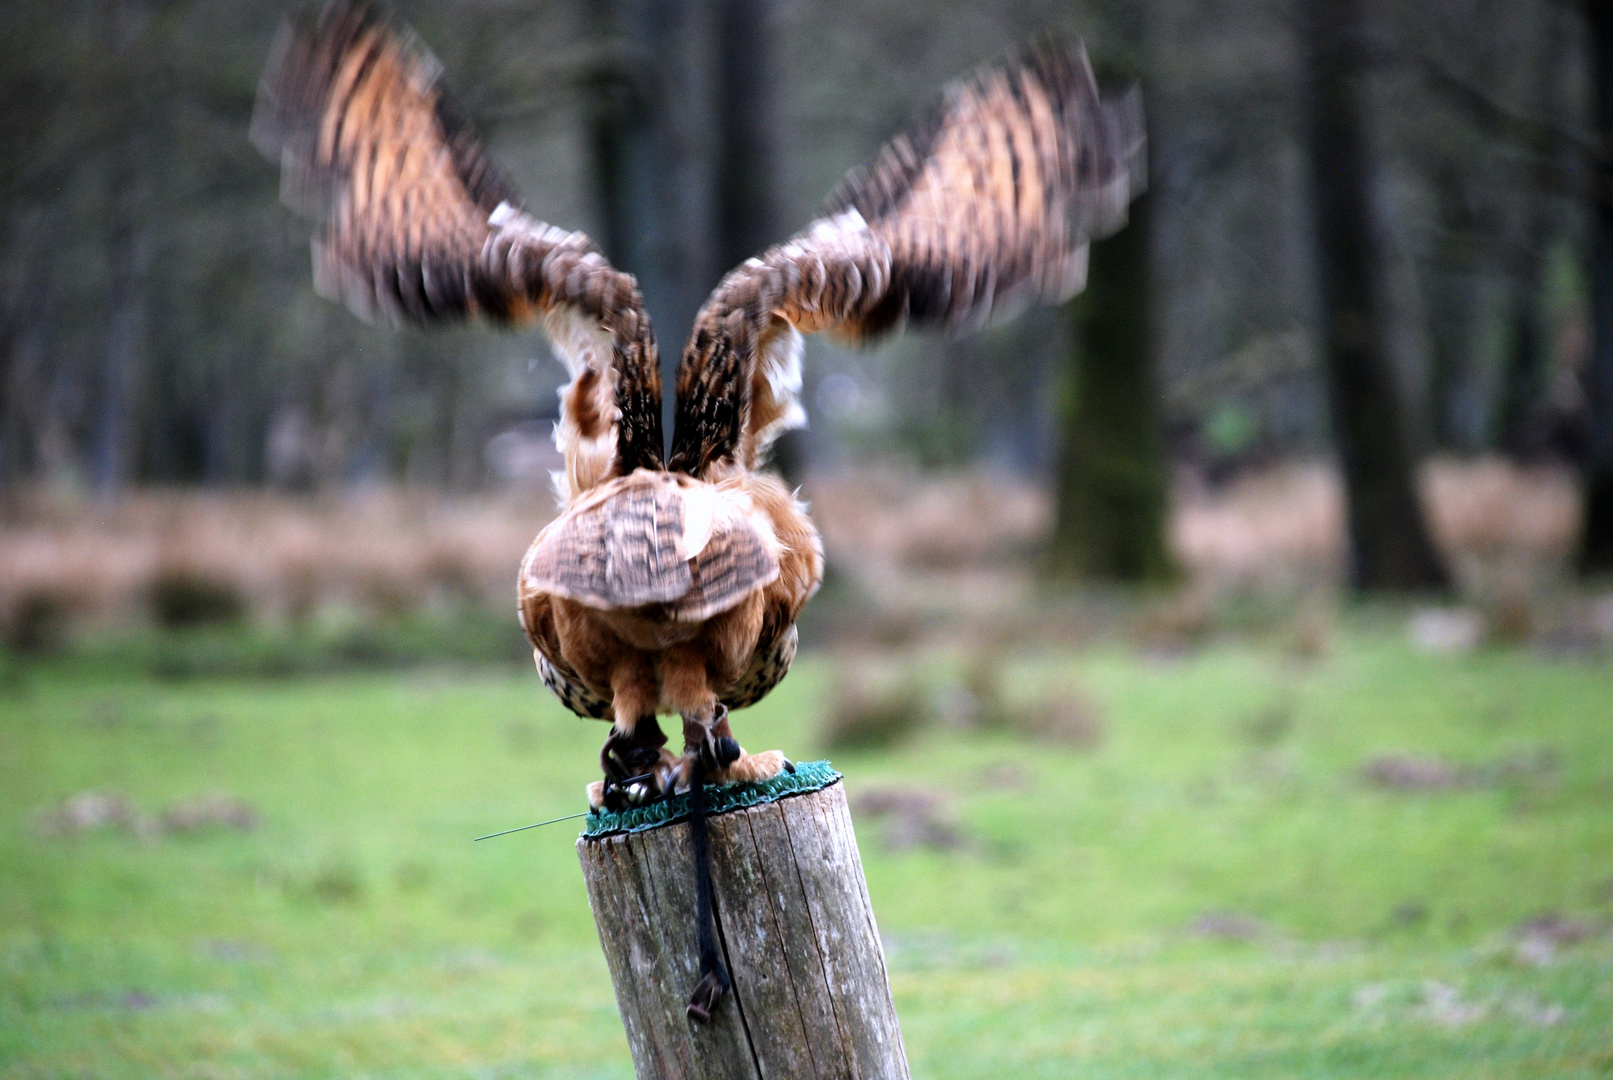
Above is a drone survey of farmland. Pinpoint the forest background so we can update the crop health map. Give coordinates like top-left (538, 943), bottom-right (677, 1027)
top-left (4, 1), bottom-right (1613, 1077)
top-left (2, 0), bottom-right (1605, 596)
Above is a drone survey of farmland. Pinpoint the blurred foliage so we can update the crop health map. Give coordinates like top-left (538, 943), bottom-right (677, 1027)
top-left (1204, 400), bottom-right (1261, 461)
top-left (3, 589), bottom-right (71, 656)
top-left (148, 570), bottom-right (247, 629)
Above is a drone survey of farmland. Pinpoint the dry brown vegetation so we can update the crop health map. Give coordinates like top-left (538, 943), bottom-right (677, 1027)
top-left (805, 468), bottom-right (1049, 573)
top-left (804, 457), bottom-right (1604, 657)
top-left (31, 790), bottom-right (259, 839)
top-left (0, 457), bottom-right (1595, 651)
top-left (807, 457), bottom-right (1581, 587)
top-left (0, 487), bottom-right (554, 643)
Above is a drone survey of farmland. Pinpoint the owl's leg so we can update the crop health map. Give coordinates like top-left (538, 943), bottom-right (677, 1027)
top-left (658, 645), bottom-right (731, 787)
top-left (588, 655), bottom-right (675, 810)
top-left (680, 704), bottom-right (741, 778)
top-left (672, 705), bottom-right (793, 788)
top-left (594, 714), bottom-right (670, 809)
top-left (662, 645), bottom-right (791, 788)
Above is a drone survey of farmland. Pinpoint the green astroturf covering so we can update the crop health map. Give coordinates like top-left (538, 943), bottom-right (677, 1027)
top-left (582, 760), bottom-right (841, 838)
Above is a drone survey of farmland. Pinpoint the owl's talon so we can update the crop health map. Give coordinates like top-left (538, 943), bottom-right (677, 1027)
top-left (722, 749), bottom-right (790, 784)
top-left (601, 717), bottom-right (669, 785)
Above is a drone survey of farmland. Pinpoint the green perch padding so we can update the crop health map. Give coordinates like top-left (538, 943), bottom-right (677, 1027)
top-left (582, 760), bottom-right (842, 838)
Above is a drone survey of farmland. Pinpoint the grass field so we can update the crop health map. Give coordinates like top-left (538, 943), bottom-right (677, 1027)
top-left (2, 627), bottom-right (1611, 1078)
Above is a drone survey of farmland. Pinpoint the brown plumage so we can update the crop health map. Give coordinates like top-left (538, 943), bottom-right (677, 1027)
top-left (255, 3), bottom-right (1142, 810)
top-left (250, 0), bottom-right (663, 476)
top-left (669, 39), bottom-right (1144, 478)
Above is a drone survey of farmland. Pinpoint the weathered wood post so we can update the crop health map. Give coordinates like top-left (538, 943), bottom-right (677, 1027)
top-left (577, 761), bottom-right (910, 1080)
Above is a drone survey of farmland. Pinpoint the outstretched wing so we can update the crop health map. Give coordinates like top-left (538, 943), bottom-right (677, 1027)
top-left (252, 0), bottom-right (663, 494)
top-left (669, 39), bottom-right (1143, 477)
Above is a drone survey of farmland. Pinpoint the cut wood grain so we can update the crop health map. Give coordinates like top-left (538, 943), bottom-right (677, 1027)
top-left (578, 779), bottom-right (910, 1080)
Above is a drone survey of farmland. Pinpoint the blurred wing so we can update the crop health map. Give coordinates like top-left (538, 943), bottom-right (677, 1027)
top-left (669, 39), bottom-right (1143, 476)
top-left (252, 0), bottom-right (663, 490)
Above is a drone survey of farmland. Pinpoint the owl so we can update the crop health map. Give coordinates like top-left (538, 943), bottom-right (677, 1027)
top-left (253, 0), bottom-right (1143, 810)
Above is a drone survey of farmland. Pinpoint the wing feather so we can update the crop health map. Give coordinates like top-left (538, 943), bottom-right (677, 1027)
top-left (519, 474), bottom-right (779, 621)
top-left (253, 0), bottom-right (663, 489)
top-left (670, 39), bottom-right (1142, 477)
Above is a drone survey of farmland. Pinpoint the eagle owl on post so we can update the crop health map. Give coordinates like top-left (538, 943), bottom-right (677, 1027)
top-left (254, 1), bottom-right (1144, 810)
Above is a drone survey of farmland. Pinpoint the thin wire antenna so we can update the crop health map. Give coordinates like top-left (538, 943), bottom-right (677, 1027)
top-left (474, 811), bottom-right (589, 841)
top-left (475, 772), bottom-right (660, 841)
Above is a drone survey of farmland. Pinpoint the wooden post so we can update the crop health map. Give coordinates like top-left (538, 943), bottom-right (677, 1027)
top-left (577, 768), bottom-right (910, 1080)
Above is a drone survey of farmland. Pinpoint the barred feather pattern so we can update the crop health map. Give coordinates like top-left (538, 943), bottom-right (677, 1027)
top-left (669, 39), bottom-right (1143, 477)
top-left (721, 623), bottom-right (798, 711)
top-left (520, 471), bottom-right (781, 625)
top-left (252, 0), bottom-right (663, 479)
top-left (536, 651), bottom-right (613, 720)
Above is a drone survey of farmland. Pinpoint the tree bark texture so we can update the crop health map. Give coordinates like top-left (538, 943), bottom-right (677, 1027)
top-left (577, 780), bottom-right (910, 1080)
top-left (1301, 0), bottom-right (1449, 591)
top-left (1049, 187), bottom-right (1174, 582)
top-left (1581, 0), bottom-right (1613, 573)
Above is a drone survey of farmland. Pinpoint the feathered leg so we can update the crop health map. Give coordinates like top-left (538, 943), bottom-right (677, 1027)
top-left (662, 644), bottom-right (789, 788)
top-left (594, 715), bottom-right (672, 810)
top-left (587, 653), bottom-right (677, 810)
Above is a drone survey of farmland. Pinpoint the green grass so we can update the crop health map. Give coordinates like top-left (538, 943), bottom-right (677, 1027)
top-left (2, 630), bottom-right (1611, 1078)
top-left (33, 608), bottom-right (534, 682)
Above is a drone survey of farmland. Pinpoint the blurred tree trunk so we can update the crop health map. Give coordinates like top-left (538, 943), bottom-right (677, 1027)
top-left (1048, 185), bottom-right (1173, 582)
top-left (0, 213), bottom-right (56, 486)
top-left (91, 5), bottom-right (155, 497)
top-left (1498, 219), bottom-right (1549, 458)
top-left (91, 151), bottom-right (152, 497)
top-left (1582, 0), bottom-right (1613, 573)
top-left (714, 0), bottom-right (801, 481)
top-left (1498, 2), bottom-right (1572, 461)
top-left (582, 0), bottom-right (645, 280)
top-left (1046, 15), bottom-right (1171, 584)
top-left (1425, 163), bottom-right (1485, 453)
top-left (585, 0), bottom-right (794, 475)
top-left (584, 0), bottom-right (722, 454)
top-left (714, 0), bottom-right (777, 293)
top-left (1301, 0), bottom-right (1449, 592)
